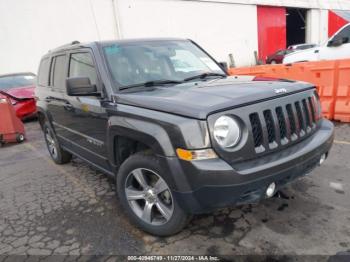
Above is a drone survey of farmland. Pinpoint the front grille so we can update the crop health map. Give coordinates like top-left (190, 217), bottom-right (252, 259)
top-left (276, 107), bottom-right (287, 139)
top-left (302, 99), bottom-right (312, 128)
top-left (263, 110), bottom-right (276, 143)
top-left (249, 94), bottom-right (318, 154)
top-left (249, 113), bottom-right (263, 147)
top-left (308, 97), bottom-right (316, 123)
top-left (286, 104), bottom-right (296, 135)
top-left (295, 101), bottom-right (305, 132)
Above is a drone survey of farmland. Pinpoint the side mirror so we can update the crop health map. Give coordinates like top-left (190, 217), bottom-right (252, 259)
top-left (328, 37), bottom-right (349, 47)
top-left (66, 77), bottom-right (100, 96)
top-left (218, 61), bottom-right (228, 72)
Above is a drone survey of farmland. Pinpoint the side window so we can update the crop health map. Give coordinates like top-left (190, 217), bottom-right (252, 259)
top-left (69, 53), bottom-right (97, 85)
top-left (52, 55), bottom-right (66, 89)
top-left (337, 25), bottom-right (350, 43)
top-left (38, 58), bottom-right (50, 86)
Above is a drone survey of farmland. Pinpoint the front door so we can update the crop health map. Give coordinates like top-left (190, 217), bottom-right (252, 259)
top-left (319, 24), bottom-right (350, 60)
top-left (59, 50), bottom-right (111, 172)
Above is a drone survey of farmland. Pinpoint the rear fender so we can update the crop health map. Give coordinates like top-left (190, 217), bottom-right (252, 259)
top-left (36, 107), bottom-right (54, 131)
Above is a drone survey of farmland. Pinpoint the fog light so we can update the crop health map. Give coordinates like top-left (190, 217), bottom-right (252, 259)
top-left (319, 154), bottom-right (327, 165)
top-left (266, 182), bottom-right (276, 198)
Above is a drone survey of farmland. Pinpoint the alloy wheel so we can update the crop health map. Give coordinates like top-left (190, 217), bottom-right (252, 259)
top-left (45, 128), bottom-right (58, 159)
top-left (124, 168), bottom-right (174, 226)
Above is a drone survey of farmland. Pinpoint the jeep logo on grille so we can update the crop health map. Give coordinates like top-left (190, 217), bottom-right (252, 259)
top-left (274, 88), bottom-right (288, 94)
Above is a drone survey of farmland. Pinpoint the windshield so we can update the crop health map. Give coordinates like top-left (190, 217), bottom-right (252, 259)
top-left (0, 74), bottom-right (36, 90)
top-left (102, 40), bottom-right (224, 89)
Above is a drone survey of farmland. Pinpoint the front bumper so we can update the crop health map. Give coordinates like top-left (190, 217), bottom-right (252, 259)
top-left (166, 119), bottom-right (334, 214)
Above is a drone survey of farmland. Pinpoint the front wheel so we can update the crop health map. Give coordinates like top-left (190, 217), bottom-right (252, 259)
top-left (117, 153), bottom-right (190, 236)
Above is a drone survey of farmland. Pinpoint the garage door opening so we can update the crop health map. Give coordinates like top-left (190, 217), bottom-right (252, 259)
top-left (286, 8), bottom-right (307, 47)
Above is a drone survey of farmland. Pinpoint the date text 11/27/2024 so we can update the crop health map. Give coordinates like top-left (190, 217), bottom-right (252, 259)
top-left (127, 256), bottom-right (220, 261)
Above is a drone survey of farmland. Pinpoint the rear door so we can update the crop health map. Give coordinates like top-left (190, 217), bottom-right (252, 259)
top-left (45, 53), bottom-right (72, 144)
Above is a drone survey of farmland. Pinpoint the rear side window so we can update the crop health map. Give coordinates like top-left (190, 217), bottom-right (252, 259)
top-left (52, 55), bottom-right (66, 89)
top-left (38, 58), bottom-right (50, 86)
top-left (69, 53), bottom-right (97, 85)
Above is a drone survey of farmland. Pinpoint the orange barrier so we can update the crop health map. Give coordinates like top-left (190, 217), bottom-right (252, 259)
top-left (334, 60), bottom-right (350, 122)
top-left (228, 59), bottom-right (350, 122)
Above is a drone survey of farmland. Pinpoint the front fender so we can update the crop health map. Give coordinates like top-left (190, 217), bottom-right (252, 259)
top-left (107, 115), bottom-right (197, 192)
top-left (107, 115), bottom-right (175, 165)
top-left (106, 104), bottom-right (211, 167)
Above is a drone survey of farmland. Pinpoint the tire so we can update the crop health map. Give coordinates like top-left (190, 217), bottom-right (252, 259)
top-left (271, 60), bottom-right (277, 64)
top-left (16, 133), bottom-right (25, 143)
top-left (116, 152), bottom-right (190, 236)
top-left (43, 123), bottom-right (72, 164)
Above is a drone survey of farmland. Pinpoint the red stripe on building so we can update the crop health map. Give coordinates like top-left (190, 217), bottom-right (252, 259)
top-left (328, 11), bottom-right (348, 37)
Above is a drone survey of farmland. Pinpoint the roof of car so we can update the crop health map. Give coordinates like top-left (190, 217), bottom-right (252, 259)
top-left (0, 72), bottom-right (36, 78)
top-left (100, 37), bottom-right (188, 45)
top-left (288, 43), bottom-right (316, 49)
top-left (47, 38), bottom-right (189, 55)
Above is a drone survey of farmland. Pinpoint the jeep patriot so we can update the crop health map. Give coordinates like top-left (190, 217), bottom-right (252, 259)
top-left (35, 39), bottom-right (334, 236)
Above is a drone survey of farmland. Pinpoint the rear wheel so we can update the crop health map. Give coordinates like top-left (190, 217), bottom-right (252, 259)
top-left (117, 153), bottom-right (190, 236)
top-left (43, 123), bottom-right (72, 164)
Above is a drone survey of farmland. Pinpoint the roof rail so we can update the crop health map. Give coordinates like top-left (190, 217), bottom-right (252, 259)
top-left (48, 41), bottom-right (81, 53)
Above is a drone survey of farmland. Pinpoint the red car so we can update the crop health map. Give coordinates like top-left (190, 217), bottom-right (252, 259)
top-left (0, 72), bottom-right (37, 120)
top-left (266, 49), bottom-right (294, 64)
top-left (266, 44), bottom-right (317, 64)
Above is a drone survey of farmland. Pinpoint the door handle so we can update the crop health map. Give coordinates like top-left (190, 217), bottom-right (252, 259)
top-left (314, 50), bottom-right (319, 53)
top-left (45, 96), bottom-right (53, 102)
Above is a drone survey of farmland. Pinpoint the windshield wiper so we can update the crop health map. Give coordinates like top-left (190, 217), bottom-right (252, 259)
top-left (120, 79), bottom-right (183, 90)
top-left (184, 72), bottom-right (227, 82)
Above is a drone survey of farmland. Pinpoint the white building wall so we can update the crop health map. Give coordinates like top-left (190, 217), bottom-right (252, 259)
top-left (195, 0), bottom-right (350, 10)
top-left (306, 9), bottom-right (329, 45)
top-left (116, 0), bottom-right (259, 67)
top-left (0, 0), bottom-right (117, 75)
top-left (1, 0), bottom-right (348, 74)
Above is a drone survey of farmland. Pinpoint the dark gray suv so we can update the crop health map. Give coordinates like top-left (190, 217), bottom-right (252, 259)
top-left (35, 39), bottom-right (334, 236)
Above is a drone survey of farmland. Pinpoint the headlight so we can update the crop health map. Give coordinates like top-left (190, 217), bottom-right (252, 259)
top-left (213, 116), bottom-right (241, 148)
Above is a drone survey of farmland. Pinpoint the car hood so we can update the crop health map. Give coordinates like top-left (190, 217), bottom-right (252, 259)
top-left (6, 85), bottom-right (35, 99)
top-left (116, 76), bottom-right (314, 119)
